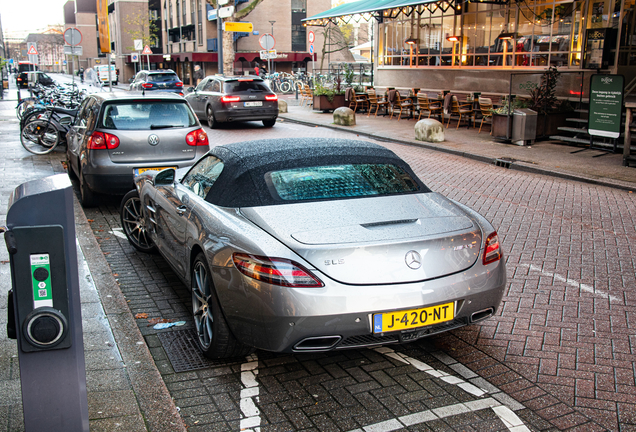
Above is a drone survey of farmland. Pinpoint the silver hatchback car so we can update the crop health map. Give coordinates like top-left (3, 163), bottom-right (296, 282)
top-left (66, 92), bottom-right (209, 206)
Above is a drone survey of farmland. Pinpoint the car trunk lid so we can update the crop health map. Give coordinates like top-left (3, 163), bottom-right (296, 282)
top-left (240, 193), bottom-right (482, 285)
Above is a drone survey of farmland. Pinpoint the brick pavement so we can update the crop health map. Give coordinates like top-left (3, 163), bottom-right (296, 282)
top-left (81, 119), bottom-right (636, 431)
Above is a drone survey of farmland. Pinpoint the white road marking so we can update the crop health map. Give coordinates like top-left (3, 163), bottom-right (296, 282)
top-left (519, 263), bottom-right (620, 302)
top-left (109, 228), bottom-right (127, 240)
top-left (357, 348), bottom-right (530, 431)
top-left (239, 354), bottom-right (260, 432)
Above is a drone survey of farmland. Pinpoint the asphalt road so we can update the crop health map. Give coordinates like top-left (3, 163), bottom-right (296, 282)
top-left (79, 116), bottom-right (636, 432)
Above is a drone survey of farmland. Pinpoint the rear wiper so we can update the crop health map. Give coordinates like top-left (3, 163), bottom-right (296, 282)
top-left (150, 124), bottom-right (175, 129)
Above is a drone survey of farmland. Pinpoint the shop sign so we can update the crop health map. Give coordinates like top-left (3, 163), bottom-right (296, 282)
top-left (588, 74), bottom-right (624, 139)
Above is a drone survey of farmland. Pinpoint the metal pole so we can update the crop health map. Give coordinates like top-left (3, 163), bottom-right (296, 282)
top-left (269, 21), bottom-right (275, 74)
top-left (217, 6), bottom-right (223, 74)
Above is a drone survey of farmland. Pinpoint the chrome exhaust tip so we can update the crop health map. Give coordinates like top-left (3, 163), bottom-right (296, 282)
top-left (470, 307), bottom-right (494, 323)
top-left (293, 336), bottom-right (342, 351)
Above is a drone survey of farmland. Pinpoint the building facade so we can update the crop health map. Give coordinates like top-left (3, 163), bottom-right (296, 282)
top-left (306, 0), bottom-right (636, 97)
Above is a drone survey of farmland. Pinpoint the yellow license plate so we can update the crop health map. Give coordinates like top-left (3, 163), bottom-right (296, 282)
top-left (133, 166), bottom-right (176, 176)
top-left (373, 302), bottom-right (455, 333)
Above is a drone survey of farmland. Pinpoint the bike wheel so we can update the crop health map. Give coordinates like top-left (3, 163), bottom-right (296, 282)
top-left (16, 100), bottom-right (35, 120)
top-left (280, 81), bottom-right (292, 93)
top-left (20, 120), bottom-right (59, 155)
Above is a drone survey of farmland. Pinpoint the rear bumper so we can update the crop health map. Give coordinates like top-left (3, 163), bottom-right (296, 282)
top-left (214, 107), bottom-right (278, 123)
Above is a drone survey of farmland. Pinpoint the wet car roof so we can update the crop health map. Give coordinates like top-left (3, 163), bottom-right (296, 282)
top-left (203, 138), bottom-right (429, 207)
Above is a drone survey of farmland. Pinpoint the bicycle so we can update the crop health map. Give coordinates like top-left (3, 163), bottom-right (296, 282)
top-left (20, 119), bottom-right (60, 155)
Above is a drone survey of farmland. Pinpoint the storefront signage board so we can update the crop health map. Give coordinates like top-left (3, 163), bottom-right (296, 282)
top-left (588, 74), bottom-right (624, 139)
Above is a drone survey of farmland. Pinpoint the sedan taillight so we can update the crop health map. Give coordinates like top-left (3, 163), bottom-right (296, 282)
top-left (483, 232), bottom-right (502, 265)
top-left (232, 253), bottom-right (324, 288)
top-left (88, 131), bottom-right (120, 150)
top-left (265, 94), bottom-right (278, 101)
top-left (221, 95), bottom-right (241, 103)
top-left (141, 83), bottom-right (153, 88)
top-left (185, 128), bottom-right (209, 146)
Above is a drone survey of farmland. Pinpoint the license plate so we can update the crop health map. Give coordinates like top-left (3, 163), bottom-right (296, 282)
top-left (244, 101), bottom-right (263, 107)
top-left (373, 302), bottom-right (455, 333)
top-left (133, 166), bottom-right (176, 176)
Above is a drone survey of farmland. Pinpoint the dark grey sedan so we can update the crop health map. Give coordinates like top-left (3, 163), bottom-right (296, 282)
top-left (120, 138), bottom-right (507, 359)
top-left (66, 92), bottom-right (209, 207)
top-left (184, 75), bottom-right (278, 128)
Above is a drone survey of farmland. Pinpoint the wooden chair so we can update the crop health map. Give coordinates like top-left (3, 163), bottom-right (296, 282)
top-left (390, 91), bottom-right (413, 121)
top-left (446, 96), bottom-right (474, 129)
top-left (477, 97), bottom-right (493, 134)
top-left (299, 85), bottom-right (313, 106)
top-left (416, 94), bottom-right (442, 121)
top-left (367, 90), bottom-right (389, 117)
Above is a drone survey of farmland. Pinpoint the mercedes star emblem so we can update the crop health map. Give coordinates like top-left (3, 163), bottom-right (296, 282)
top-left (405, 250), bottom-right (422, 270)
top-left (148, 134), bottom-right (160, 146)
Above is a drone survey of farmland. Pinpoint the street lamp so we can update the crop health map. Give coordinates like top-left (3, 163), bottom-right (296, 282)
top-left (405, 38), bottom-right (418, 68)
top-left (446, 35), bottom-right (460, 66)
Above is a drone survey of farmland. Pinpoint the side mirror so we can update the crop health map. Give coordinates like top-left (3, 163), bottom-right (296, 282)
top-left (153, 168), bottom-right (176, 186)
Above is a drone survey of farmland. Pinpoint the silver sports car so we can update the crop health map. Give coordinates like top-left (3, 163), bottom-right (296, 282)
top-left (120, 138), bottom-right (506, 359)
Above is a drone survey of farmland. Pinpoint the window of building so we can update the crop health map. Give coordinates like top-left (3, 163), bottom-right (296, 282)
top-left (378, 0), bottom-right (589, 69)
top-left (292, 0), bottom-right (307, 51)
top-left (197, 0), bottom-right (203, 45)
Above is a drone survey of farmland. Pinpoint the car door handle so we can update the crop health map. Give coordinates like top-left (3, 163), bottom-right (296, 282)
top-left (176, 205), bottom-right (187, 216)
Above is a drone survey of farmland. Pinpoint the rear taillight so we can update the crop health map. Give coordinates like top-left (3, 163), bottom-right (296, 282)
top-left (232, 253), bottom-right (324, 288)
top-left (483, 232), bottom-right (502, 265)
top-left (17, 77), bottom-right (22, 81)
top-left (175, 82), bottom-right (183, 87)
top-left (221, 95), bottom-right (241, 103)
top-left (88, 131), bottom-right (120, 150)
top-left (185, 128), bottom-right (209, 146)
top-left (141, 83), bottom-right (153, 88)
top-left (265, 94), bottom-right (278, 101)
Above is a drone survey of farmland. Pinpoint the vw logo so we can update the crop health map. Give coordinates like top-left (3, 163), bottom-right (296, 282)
top-left (148, 134), bottom-right (160, 146)
top-left (405, 250), bottom-right (422, 270)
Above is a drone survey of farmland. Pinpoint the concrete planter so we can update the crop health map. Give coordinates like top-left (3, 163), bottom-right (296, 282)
top-left (313, 94), bottom-right (347, 112)
top-left (536, 112), bottom-right (570, 138)
top-left (491, 114), bottom-right (512, 139)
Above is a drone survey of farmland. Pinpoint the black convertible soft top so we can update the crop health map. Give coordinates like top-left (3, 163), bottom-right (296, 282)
top-left (203, 138), bottom-right (430, 207)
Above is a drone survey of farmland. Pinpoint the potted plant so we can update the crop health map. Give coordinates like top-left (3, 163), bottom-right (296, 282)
top-left (313, 80), bottom-right (346, 112)
top-left (527, 66), bottom-right (574, 137)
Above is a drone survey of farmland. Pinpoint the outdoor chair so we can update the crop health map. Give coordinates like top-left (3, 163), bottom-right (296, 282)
top-left (300, 85), bottom-right (313, 107)
top-left (390, 91), bottom-right (413, 121)
top-left (416, 94), bottom-right (442, 121)
top-left (446, 95), bottom-right (474, 129)
top-left (478, 97), bottom-right (493, 134)
top-left (367, 90), bottom-right (389, 117)
top-left (347, 88), bottom-right (368, 112)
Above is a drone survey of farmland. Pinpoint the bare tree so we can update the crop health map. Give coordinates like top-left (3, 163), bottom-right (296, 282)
top-left (318, 22), bottom-right (352, 72)
top-left (124, 10), bottom-right (159, 52)
top-left (207, 0), bottom-right (265, 74)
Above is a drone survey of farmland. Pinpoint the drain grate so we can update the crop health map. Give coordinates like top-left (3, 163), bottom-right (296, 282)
top-left (494, 158), bottom-right (513, 169)
top-left (157, 328), bottom-right (244, 372)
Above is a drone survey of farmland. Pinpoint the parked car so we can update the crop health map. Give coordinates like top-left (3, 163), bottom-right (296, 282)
top-left (184, 75), bottom-right (278, 128)
top-left (16, 61), bottom-right (38, 88)
top-left (120, 138), bottom-right (506, 359)
top-left (66, 91), bottom-right (209, 207)
top-left (129, 69), bottom-right (183, 95)
top-left (18, 69), bottom-right (55, 88)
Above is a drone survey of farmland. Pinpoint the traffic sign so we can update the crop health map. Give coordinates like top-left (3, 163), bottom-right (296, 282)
top-left (131, 53), bottom-right (139, 62)
top-left (308, 31), bottom-right (315, 44)
top-left (63, 45), bottom-right (83, 55)
top-left (27, 45), bottom-right (39, 55)
top-left (260, 49), bottom-right (277, 59)
top-left (223, 22), bottom-right (253, 32)
top-left (63, 28), bottom-right (82, 46)
top-left (218, 5), bottom-right (234, 18)
top-left (142, 45), bottom-right (152, 54)
top-left (134, 39), bottom-right (143, 51)
top-left (259, 34), bottom-right (275, 50)
top-left (309, 43), bottom-right (314, 55)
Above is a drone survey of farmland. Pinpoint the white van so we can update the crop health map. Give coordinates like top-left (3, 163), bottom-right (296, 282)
top-left (96, 65), bottom-right (117, 85)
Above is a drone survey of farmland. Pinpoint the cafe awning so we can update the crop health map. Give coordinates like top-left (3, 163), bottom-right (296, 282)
top-left (303, 0), bottom-right (456, 25)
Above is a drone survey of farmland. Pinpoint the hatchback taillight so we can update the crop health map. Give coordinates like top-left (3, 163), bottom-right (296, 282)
top-left (483, 232), bottom-right (502, 265)
top-left (232, 253), bottom-right (324, 288)
top-left (141, 83), bottom-right (153, 88)
top-left (88, 131), bottom-right (120, 150)
top-left (265, 94), bottom-right (278, 101)
top-left (175, 82), bottom-right (183, 87)
top-left (221, 95), bottom-right (241, 103)
top-left (185, 128), bottom-right (209, 146)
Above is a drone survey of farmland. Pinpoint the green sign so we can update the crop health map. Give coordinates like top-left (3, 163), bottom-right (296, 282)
top-left (30, 254), bottom-right (53, 308)
top-left (588, 74), bottom-right (624, 138)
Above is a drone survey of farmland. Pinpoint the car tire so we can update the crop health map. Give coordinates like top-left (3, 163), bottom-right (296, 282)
top-left (120, 190), bottom-right (157, 253)
top-left (207, 107), bottom-right (219, 129)
top-left (263, 119), bottom-right (276, 128)
top-left (79, 171), bottom-right (98, 207)
top-left (191, 252), bottom-right (253, 359)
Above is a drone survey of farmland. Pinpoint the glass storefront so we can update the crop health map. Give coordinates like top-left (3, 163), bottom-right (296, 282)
top-left (377, 0), bottom-right (635, 69)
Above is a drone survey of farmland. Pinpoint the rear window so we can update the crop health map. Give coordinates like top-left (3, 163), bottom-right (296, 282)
top-left (148, 73), bottom-right (179, 83)
top-left (266, 164), bottom-right (420, 201)
top-left (224, 80), bottom-right (270, 93)
top-left (19, 64), bottom-right (38, 73)
top-left (100, 101), bottom-right (197, 130)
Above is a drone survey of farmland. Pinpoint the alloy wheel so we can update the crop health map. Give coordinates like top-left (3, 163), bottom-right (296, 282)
top-left (192, 260), bottom-right (213, 350)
